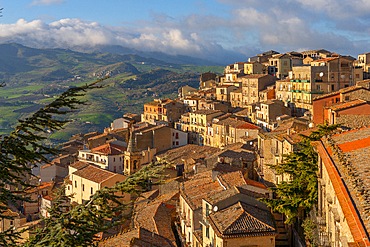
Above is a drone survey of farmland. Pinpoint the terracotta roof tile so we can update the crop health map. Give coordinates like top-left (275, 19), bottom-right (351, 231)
top-left (209, 201), bottom-right (276, 238)
top-left (217, 171), bottom-right (247, 189)
top-left (69, 161), bottom-right (89, 170)
top-left (91, 143), bottom-right (126, 155)
top-left (338, 136), bottom-right (370, 152)
top-left (317, 127), bottom-right (370, 244)
top-left (180, 171), bottom-right (223, 210)
top-left (73, 165), bottom-right (125, 184)
top-left (313, 86), bottom-right (368, 101)
top-left (329, 99), bottom-right (368, 111)
top-left (134, 202), bottom-right (175, 243)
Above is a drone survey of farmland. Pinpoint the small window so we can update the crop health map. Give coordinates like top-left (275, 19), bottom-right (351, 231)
top-left (345, 96), bottom-right (350, 101)
top-left (75, 181), bottom-right (77, 188)
top-left (91, 187), bottom-right (93, 194)
top-left (82, 184), bottom-right (84, 191)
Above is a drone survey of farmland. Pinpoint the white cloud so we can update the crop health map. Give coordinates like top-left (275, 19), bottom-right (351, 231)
top-left (0, 0), bottom-right (369, 63)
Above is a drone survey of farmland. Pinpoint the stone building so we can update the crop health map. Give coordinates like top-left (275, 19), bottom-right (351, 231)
top-left (241, 74), bottom-right (276, 105)
top-left (312, 85), bottom-right (370, 125)
top-left (141, 99), bottom-right (186, 127)
top-left (314, 127), bottom-right (370, 246)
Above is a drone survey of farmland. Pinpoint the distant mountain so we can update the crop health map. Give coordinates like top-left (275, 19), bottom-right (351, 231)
top-left (76, 44), bottom-right (224, 66)
top-left (0, 43), bottom-right (223, 142)
top-left (0, 43), bottom-right (182, 84)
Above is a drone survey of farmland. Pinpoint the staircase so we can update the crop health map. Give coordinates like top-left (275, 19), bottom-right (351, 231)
top-left (274, 213), bottom-right (290, 247)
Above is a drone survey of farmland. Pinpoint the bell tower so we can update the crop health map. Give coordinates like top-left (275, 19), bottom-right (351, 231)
top-left (124, 130), bottom-right (141, 175)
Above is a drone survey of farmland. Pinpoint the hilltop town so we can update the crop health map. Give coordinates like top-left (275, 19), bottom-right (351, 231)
top-left (2, 49), bottom-right (370, 247)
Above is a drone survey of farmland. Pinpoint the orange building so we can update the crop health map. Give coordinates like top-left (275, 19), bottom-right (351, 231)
top-left (142, 99), bottom-right (186, 127)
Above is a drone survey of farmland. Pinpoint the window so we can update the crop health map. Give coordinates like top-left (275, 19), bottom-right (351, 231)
top-left (82, 184), bottom-right (85, 191)
top-left (75, 181), bottom-right (77, 188)
top-left (331, 85), bottom-right (335, 91)
top-left (175, 132), bottom-right (179, 139)
top-left (91, 187), bottom-right (93, 194)
top-left (113, 157), bottom-right (115, 162)
top-left (345, 96), bottom-right (350, 101)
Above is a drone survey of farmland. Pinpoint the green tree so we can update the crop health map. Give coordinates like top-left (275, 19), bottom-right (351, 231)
top-left (262, 124), bottom-right (338, 224)
top-left (0, 79), bottom-right (104, 246)
top-left (0, 76), bottom-right (167, 246)
top-left (23, 162), bottom-right (165, 247)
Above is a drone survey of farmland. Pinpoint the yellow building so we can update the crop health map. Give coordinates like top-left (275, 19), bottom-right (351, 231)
top-left (141, 99), bottom-right (186, 127)
top-left (244, 61), bottom-right (264, 75)
top-left (215, 85), bottom-right (238, 102)
top-left (66, 164), bottom-right (126, 204)
top-left (188, 110), bottom-right (224, 145)
top-left (241, 74), bottom-right (276, 105)
top-left (211, 117), bottom-right (260, 148)
top-left (221, 62), bottom-right (245, 83)
top-left (268, 53), bottom-right (292, 79)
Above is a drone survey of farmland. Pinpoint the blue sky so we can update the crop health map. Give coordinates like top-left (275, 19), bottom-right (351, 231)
top-left (0, 0), bottom-right (370, 63)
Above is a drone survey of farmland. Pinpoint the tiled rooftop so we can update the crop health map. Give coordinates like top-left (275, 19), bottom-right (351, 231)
top-left (91, 143), bottom-right (126, 155)
top-left (180, 170), bottom-right (223, 210)
top-left (98, 227), bottom-right (175, 247)
top-left (209, 201), bottom-right (276, 238)
top-left (217, 171), bottom-right (247, 189)
top-left (156, 144), bottom-right (219, 166)
top-left (321, 126), bottom-right (370, 241)
top-left (216, 117), bottom-right (259, 130)
top-left (73, 165), bottom-right (125, 184)
top-left (313, 85), bottom-right (367, 101)
top-left (69, 161), bottom-right (89, 170)
top-left (192, 109), bottom-right (221, 115)
top-left (329, 99), bottom-right (367, 111)
top-left (134, 202), bottom-right (175, 243)
top-left (88, 132), bottom-right (110, 141)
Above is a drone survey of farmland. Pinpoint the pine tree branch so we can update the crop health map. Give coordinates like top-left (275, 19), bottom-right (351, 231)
top-left (0, 78), bottom-right (107, 246)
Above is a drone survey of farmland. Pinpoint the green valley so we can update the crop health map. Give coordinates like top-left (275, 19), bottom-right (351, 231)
top-left (0, 43), bottom-right (223, 143)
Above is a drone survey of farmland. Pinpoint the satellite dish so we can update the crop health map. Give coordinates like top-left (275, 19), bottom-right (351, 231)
top-left (319, 72), bottom-right (324, 77)
top-left (213, 206), bottom-right (218, 212)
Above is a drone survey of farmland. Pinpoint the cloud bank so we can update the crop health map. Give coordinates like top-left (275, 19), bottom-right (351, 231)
top-left (0, 0), bottom-right (369, 63)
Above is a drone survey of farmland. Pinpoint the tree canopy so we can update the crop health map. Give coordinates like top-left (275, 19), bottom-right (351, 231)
top-left (261, 124), bottom-right (338, 224)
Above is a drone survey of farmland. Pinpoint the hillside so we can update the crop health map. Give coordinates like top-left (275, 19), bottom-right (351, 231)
top-left (0, 43), bottom-right (223, 143)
